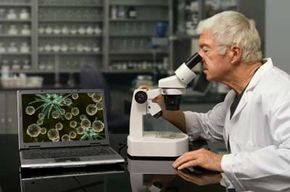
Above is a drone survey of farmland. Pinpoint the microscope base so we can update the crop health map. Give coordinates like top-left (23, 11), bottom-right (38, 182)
top-left (127, 131), bottom-right (188, 157)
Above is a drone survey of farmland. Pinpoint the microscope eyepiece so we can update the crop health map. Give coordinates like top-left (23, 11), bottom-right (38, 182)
top-left (185, 52), bottom-right (202, 69)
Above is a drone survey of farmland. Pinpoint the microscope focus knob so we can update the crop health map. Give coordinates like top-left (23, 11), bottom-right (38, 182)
top-left (134, 90), bottom-right (147, 104)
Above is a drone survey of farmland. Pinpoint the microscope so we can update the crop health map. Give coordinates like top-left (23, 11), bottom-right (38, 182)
top-left (127, 53), bottom-right (202, 157)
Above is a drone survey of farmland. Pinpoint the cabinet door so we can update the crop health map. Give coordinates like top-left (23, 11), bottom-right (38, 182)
top-left (5, 91), bottom-right (18, 134)
top-left (0, 92), bottom-right (6, 133)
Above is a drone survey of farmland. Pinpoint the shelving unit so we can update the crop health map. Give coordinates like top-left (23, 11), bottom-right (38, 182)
top-left (36, 0), bottom-right (104, 73)
top-left (0, 0), bottom-right (237, 75)
top-left (0, 0), bottom-right (174, 74)
top-left (0, 0), bottom-right (32, 72)
top-left (0, 0), bottom-right (104, 73)
top-left (104, 0), bottom-right (173, 73)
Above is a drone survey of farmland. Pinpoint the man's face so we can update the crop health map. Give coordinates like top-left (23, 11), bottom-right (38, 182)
top-left (198, 30), bottom-right (232, 82)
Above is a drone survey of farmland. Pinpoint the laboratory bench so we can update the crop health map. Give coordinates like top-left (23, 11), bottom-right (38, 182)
top-left (0, 133), bottom-right (226, 192)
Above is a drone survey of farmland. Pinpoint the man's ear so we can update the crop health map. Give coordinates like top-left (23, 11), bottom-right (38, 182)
top-left (230, 45), bottom-right (242, 64)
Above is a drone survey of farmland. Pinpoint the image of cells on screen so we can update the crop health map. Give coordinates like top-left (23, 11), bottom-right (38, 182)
top-left (22, 92), bottom-right (105, 143)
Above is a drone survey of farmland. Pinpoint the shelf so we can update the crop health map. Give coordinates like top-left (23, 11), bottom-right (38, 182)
top-left (105, 69), bottom-right (154, 74)
top-left (105, 69), bottom-right (167, 74)
top-left (0, 3), bottom-right (31, 7)
top-left (39, 52), bottom-right (102, 55)
top-left (0, 34), bottom-right (31, 37)
top-left (109, 18), bottom-right (168, 22)
top-left (39, 19), bottom-right (103, 23)
top-left (0, 19), bottom-right (31, 22)
top-left (109, 34), bottom-right (152, 37)
top-left (109, 50), bottom-right (168, 54)
top-left (10, 69), bottom-right (80, 73)
top-left (0, 52), bottom-right (31, 55)
top-left (109, 0), bottom-right (168, 7)
top-left (38, 5), bottom-right (103, 8)
top-left (39, 34), bottom-right (102, 38)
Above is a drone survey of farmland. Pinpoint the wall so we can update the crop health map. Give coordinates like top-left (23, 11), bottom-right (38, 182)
top-left (265, 0), bottom-right (290, 73)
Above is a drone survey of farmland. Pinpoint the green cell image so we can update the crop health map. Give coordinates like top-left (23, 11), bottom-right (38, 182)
top-left (22, 92), bottom-right (106, 143)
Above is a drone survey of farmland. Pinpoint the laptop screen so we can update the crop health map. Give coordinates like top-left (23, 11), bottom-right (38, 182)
top-left (18, 90), bottom-right (109, 146)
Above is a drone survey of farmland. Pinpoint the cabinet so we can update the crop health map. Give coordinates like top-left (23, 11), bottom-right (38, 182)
top-left (104, 0), bottom-right (173, 73)
top-left (37, 0), bottom-right (104, 73)
top-left (0, 0), bottom-right (104, 73)
top-left (0, 0), bottom-right (32, 72)
top-left (0, 0), bottom-right (173, 74)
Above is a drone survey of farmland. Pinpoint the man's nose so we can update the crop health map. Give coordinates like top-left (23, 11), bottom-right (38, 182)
top-left (197, 50), bottom-right (205, 61)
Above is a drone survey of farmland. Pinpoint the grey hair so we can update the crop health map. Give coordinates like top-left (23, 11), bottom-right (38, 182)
top-left (196, 11), bottom-right (262, 63)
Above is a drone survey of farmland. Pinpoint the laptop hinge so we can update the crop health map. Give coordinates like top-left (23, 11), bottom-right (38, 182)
top-left (28, 145), bottom-right (41, 149)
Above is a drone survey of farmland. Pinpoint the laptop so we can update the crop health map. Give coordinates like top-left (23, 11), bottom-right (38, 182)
top-left (17, 89), bottom-right (125, 169)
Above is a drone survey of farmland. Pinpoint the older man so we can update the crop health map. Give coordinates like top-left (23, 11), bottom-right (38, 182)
top-left (155, 11), bottom-right (290, 191)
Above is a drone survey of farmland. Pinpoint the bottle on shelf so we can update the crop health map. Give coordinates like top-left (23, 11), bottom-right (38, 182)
top-left (21, 24), bottom-right (31, 35)
top-left (0, 24), bottom-right (4, 34)
top-left (20, 42), bottom-right (30, 53)
top-left (1, 64), bottom-right (10, 79)
top-left (6, 9), bottom-right (17, 20)
top-left (127, 6), bottom-right (137, 19)
top-left (0, 43), bottom-right (5, 53)
top-left (19, 9), bottom-right (30, 20)
top-left (0, 9), bottom-right (5, 19)
top-left (8, 24), bottom-right (18, 35)
top-left (7, 42), bottom-right (18, 53)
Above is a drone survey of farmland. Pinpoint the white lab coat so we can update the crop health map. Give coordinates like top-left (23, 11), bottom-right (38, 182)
top-left (184, 58), bottom-right (290, 192)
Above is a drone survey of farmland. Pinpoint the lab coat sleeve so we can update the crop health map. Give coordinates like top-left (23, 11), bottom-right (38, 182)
top-left (221, 98), bottom-right (290, 192)
top-left (183, 101), bottom-right (227, 142)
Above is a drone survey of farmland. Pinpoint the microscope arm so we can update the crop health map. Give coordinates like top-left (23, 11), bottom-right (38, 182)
top-left (129, 88), bottom-right (162, 139)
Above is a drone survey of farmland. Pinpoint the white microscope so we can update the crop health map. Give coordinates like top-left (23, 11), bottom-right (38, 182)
top-left (127, 53), bottom-right (202, 157)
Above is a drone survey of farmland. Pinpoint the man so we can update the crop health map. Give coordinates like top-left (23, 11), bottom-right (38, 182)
top-left (155, 11), bottom-right (290, 191)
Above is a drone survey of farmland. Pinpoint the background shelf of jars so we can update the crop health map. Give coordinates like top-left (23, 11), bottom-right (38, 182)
top-left (0, 0), bottom-right (104, 74)
top-left (0, 0), bottom-right (174, 74)
top-left (37, 0), bottom-right (104, 73)
top-left (0, 2), bottom-right (32, 72)
top-left (104, 0), bottom-right (173, 73)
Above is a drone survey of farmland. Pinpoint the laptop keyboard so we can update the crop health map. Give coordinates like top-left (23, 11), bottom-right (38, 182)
top-left (22, 146), bottom-right (115, 159)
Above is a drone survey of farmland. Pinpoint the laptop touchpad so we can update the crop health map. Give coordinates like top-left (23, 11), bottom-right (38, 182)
top-left (55, 157), bottom-right (81, 162)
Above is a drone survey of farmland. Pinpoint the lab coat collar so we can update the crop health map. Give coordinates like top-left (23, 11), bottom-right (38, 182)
top-left (245, 58), bottom-right (273, 91)
top-left (230, 58), bottom-right (273, 119)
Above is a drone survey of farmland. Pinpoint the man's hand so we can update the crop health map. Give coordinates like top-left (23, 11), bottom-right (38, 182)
top-left (173, 148), bottom-right (223, 172)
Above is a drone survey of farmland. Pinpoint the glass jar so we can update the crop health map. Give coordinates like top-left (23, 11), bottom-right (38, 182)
top-left (86, 26), bottom-right (94, 35)
top-left (8, 24), bottom-right (18, 35)
top-left (20, 42), bottom-right (30, 53)
top-left (61, 25), bottom-right (69, 35)
top-left (0, 43), bottom-right (6, 53)
top-left (0, 24), bottom-right (4, 34)
top-left (19, 9), bottom-right (30, 20)
top-left (0, 9), bottom-right (5, 19)
top-left (21, 24), bottom-right (31, 35)
top-left (6, 9), bottom-right (17, 20)
top-left (8, 42), bottom-right (18, 53)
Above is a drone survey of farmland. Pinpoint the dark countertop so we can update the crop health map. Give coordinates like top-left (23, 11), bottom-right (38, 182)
top-left (0, 134), bottom-right (226, 192)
